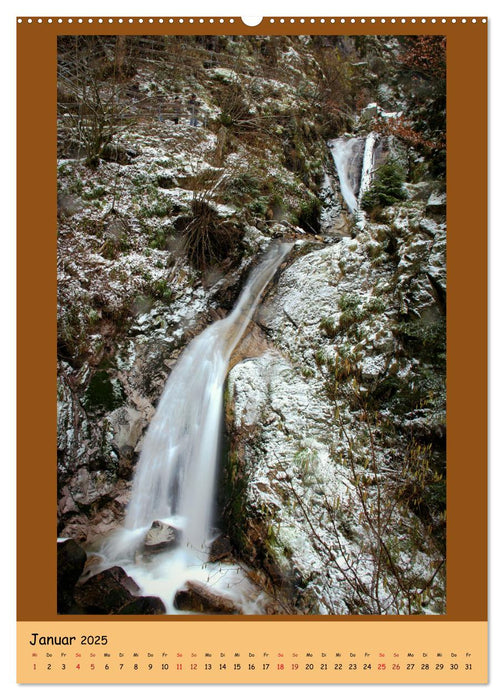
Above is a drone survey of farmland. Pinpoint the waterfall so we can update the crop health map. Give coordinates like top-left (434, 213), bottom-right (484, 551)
top-left (126, 241), bottom-right (291, 551)
top-left (96, 242), bottom-right (292, 612)
top-left (328, 137), bottom-right (361, 213)
top-left (328, 133), bottom-right (376, 214)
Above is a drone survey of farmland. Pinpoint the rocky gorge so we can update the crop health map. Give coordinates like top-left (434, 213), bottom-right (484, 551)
top-left (57, 34), bottom-right (446, 615)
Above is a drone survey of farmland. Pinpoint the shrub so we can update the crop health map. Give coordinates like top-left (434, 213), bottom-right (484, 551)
top-left (150, 279), bottom-right (173, 303)
top-left (337, 293), bottom-right (365, 333)
top-left (320, 316), bottom-right (338, 339)
top-left (183, 197), bottom-right (242, 269)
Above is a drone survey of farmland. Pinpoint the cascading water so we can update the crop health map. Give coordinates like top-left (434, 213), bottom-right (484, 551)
top-left (96, 241), bottom-right (293, 613)
top-left (328, 133), bottom-right (376, 215)
top-left (358, 132), bottom-right (377, 202)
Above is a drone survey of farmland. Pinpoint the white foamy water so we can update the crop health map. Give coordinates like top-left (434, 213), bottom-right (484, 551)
top-left (94, 242), bottom-right (292, 613)
top-left (358, 132), bottom-right (376, 202)
top-left (328, 133), bottom-right (376, 215)
top-left (328, 137), bottom-right (362, 213)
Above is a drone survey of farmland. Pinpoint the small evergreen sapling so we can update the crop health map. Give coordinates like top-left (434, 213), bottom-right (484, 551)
top-left (361, 160), bottom-right (407, 212)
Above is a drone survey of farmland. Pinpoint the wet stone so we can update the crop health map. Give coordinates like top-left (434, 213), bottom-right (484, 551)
top-left (144, 520), bottom-right (180, 551)
top-left (117, 596), bottom-right (166, 615)
top-left (74, 566), bottom-right (140, 614)
top-left (174, 580), bottom-right (243, 615)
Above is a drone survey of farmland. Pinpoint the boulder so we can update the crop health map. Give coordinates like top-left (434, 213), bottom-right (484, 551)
top-left (426, 191), bottom-right (446, 218)
top-left (100, 143), bottom-right (137, 164)
top-left (360, 102), bottom-right (378, 121)
top-left (74, 566), bottom-right (140, 614)
top-left (174, 580), bottom-right (243, 614)
top-left (144, 520), bottom-right (180, 552)
top-left (57, 539), bottom-right (87, 613)
top-left (117, 596), bottom-right (167, 615)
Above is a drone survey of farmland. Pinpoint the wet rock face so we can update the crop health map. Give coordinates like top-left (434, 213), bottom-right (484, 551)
top-left (108, 406), bottom-right (145, 455)
top-left (174, 581), bottom-right (243, 615)
top-left (58, 482), bottom-right (131, 543)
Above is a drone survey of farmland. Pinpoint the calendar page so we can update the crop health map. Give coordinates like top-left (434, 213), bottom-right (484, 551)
top-left (16, 14), bottom-right (487, 685)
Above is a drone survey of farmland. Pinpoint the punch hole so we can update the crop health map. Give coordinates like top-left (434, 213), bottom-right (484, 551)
top-left (241, 17), bottom-right (263, 26)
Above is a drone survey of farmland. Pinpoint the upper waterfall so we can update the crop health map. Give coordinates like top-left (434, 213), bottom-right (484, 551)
top-left (328, 133), bottom-right (377, 214)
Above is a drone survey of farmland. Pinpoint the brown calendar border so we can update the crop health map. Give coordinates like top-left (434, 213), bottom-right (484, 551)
top-left (17, 17), bottom-right (488, 622)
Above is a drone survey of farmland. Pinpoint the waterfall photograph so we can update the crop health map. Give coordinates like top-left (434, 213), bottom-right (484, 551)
top-left (57, 33), bottom-right (446, 616)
